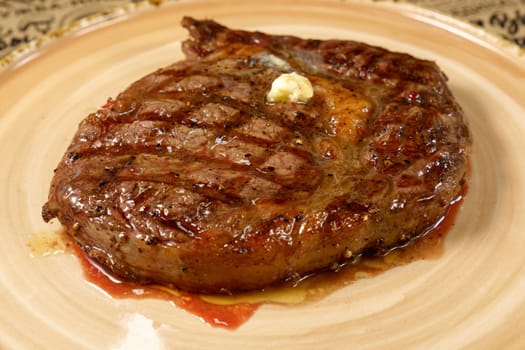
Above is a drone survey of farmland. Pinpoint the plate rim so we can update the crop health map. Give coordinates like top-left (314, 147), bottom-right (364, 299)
top-left (2, 1), bottom-right (525, 348)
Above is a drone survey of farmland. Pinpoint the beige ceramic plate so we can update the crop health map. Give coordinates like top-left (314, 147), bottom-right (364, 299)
top-left (2, 0), bottom-right (525, 348)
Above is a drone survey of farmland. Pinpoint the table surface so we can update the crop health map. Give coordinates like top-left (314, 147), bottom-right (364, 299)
top-left (1, 0), bottom-right (525, 59)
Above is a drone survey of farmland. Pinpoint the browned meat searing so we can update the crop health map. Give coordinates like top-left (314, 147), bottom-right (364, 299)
top-left (42, 17), bottom-right (471, 293)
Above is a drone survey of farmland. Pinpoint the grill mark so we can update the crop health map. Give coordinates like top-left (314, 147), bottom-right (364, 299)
top-left (101, 93), bottom-right (267, 134)
top-left (70, 136), bottom-right (320, 184)
top-left (64, 143), bottom-right (321, 207)
top-left (69, 151), bottom-right (315, 187)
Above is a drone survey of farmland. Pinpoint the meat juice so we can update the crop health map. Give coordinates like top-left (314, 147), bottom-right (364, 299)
top-left (30, 189), bottom-right (465, 330)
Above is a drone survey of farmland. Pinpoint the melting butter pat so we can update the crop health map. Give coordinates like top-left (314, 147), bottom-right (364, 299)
top-left (267, 72), bottom-right (313, 103)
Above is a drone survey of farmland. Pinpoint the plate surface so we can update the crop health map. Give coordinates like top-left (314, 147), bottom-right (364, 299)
top-left (1, 0), bottom-right (525, 349)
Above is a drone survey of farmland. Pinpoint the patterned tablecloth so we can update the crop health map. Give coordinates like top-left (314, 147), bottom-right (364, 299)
top-left (1, 0), bottom-right (525, 58)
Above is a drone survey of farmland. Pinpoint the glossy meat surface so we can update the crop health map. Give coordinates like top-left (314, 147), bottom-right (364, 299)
top-left (42, 17), bottom-right (471, 293)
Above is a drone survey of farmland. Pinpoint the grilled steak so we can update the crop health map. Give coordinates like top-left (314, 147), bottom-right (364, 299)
top-left (42, 17), bottom-right (471, 294)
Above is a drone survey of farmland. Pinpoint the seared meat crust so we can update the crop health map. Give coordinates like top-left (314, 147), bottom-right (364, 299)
top-left (42, 17), bottom-right (471, 293)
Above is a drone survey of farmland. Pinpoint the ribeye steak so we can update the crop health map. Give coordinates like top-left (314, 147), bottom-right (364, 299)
top-left (42, 17), bottom-right (471, 293)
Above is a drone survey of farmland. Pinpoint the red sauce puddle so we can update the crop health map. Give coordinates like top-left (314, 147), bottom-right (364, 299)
top-left (33, 189), bottom-right (466, 330)
top-left (74, 245), bottom-right (259, 329)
